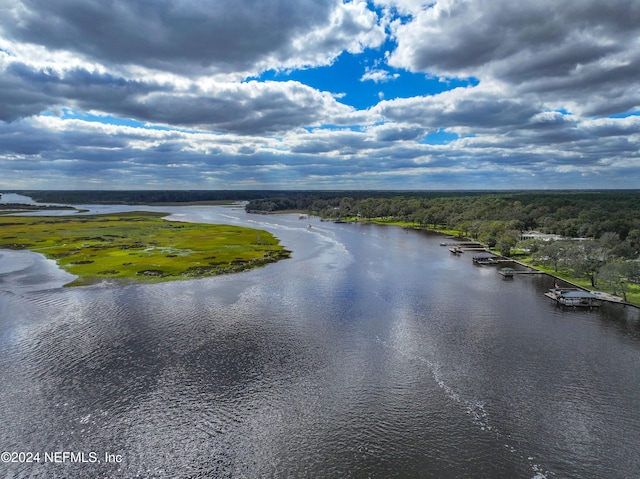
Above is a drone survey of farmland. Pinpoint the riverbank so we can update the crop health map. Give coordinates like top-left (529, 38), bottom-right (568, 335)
top-left (0, 203), bottom-right (78, 215)
top-left (465, 244), bottom-right (640, 308)
top-left (0, 211), bottom-right (290, 286)
top-left (324, 215), bottom-right (640, 307)
top-left (511, 255), bottom-right (640, 307)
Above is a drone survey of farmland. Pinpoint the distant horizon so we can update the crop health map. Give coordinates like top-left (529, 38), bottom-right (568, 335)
top-left (4, 188), bottom-right (639, 194)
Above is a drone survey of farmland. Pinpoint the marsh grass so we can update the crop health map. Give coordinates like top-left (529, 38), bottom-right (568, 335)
top-left (0, 211), bottom-right (290, 286)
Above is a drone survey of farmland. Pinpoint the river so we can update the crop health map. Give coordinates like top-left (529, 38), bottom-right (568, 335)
top-left (1, 203), bottom-right (639, 478)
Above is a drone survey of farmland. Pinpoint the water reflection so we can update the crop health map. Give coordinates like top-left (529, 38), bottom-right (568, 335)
top-left (0, 205), bottom-right (639, 478)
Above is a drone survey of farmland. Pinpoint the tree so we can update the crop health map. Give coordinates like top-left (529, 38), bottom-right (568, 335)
top-left (496, 230), bottom-right (521, 257)
top-left (599, 231), bottom-right (621, 251)
top-left (626, 229), bottom-right (640, 252)
top-left (516, 238), bottom-right (542, 254)
top-left (569, 240), bottom-right (606, 288)
top-left (599, 261), bottom-right (633, 300)
top-left (496, 239), bottom-right (513, 257)
top-left (535, 240), bottom-right (570, 272)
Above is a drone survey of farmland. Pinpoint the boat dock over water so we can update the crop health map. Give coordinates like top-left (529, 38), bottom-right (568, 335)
top-left (441, 241), bottom-right (485, 251)
top-left (472, 252), bottom-right (501, 264)
top-left (545, 288), bottom-right (602, 308)
top-left (498, 267), bottom-right (514, 278)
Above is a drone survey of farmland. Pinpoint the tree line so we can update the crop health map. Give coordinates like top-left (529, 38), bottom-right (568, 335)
top-left (22, 189), bottom-right (449, 205)
top-left (247, 190), bottom-right (640, 296)
top-left (247, 191), bottom-right (640, 244)
top-left (20, 190), bottom-right (300, 204)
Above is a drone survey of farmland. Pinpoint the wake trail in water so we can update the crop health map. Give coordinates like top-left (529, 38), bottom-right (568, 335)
top-left (375, 336), bottom-right (555, 479)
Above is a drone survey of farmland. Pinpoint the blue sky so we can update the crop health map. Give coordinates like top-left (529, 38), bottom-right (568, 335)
top-left (251, 42), bottom-right (479, 111)
top-left (1, 0), bottom-right (639, 190)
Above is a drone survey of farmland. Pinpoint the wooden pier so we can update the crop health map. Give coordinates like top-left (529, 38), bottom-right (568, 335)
top-left (498, 268), bottom-right (545, 274)
top-left (441, 241), bottom-right (485, 248)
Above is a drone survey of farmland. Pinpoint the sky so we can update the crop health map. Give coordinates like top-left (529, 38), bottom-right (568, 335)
top-left (1, 0), bottom-right (639, 190)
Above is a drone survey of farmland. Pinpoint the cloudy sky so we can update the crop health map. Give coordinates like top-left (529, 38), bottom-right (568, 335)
top-left (1, 0), bottom-right (639, 190)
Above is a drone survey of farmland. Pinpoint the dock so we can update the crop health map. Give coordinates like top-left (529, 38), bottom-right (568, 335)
top-left (460, 246), bottom-right (633, 308)
top-left (498, 268), bottom-right (545, 274)
top-left (498, 267), bottom-right (514, 278)
top-left (472, 252), bottom-right (500, 265)
top-left (544, 287), bottom-right (631, 308)
top-left (544, 289), bottom-right (601, 308)
top-left (441, 241), bottom-right (485, 250)
top-left (590, 291), bottom-right (629, 304)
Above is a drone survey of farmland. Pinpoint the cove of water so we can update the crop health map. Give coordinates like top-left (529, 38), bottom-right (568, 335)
top-left (1, 205), bottom-right (639, 478)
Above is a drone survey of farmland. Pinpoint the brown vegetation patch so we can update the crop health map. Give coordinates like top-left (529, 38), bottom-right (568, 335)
top-left (137, 269), bottom-right (166, 277)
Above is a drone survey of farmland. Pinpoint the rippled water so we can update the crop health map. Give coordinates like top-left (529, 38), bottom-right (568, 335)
top-left (1, 205), bottom-right (639, 478)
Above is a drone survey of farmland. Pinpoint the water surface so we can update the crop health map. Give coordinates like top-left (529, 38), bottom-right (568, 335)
top-left (1, 205), bottom-right (639, 478)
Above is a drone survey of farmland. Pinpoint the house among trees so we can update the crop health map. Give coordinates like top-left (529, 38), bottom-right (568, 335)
top-left (520, 231), bottom-right (565, 241)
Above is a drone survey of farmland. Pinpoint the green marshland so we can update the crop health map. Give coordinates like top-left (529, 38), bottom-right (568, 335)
top-left (0, 211), bottom-right (290, 286)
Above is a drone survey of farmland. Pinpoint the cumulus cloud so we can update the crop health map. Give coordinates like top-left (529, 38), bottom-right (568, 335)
top-left (117, 80), bottom-right (358, 135)
top-left (2, 108), bottom-right (638, 189)
top-left (360, 68), bottom-right (400, 83)
top-left (386, 0), bottom-right (640, 115)
top-left (0, 57), bottom-right (162, 122)
top-left (1, 0), bottom-right (384, 77)
top-left (367, 123), bottom-right (426, 142)
top-left (373, 84), bottom-right (540, 131)
top-left (0, 0), bottom-right (381, 133)
top-left (0, 56), bottom-right (359, 134)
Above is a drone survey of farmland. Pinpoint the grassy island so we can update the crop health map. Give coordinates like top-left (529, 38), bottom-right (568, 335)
top-left (0, 212), bottom-right (290, 286)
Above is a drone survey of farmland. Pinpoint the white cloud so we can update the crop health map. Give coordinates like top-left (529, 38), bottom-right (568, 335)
top-left (1, 107), bottom-right (639, 189)
top-left (385, 0), bottom-right (640, 115)
top-left (360, 68), bottom-right (400, 83)
top-left (1, 0), bottom-right (385, 79)
top-left (372, 83), bottom-right (540, 132)
top-left (0, 55), bottom-right (362, 134)
top-left (282, 1), bottom-right (386, 71)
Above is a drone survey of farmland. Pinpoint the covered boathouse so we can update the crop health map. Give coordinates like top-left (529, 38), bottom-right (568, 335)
top-left (544, 289), bottom-right (601, 308)
top-left (472, 252), bottom-right (500, 265)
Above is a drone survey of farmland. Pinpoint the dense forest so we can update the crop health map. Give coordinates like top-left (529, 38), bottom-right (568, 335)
top-left (246, 191), bottom-right (640, 240)
top-left (19, 190), bottom-right (296, 204)
top-left (18, 189), bottom-right (483, 206)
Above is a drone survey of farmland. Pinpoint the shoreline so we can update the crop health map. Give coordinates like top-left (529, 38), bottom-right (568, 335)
top-left (0, 211), bottom-right (290, 287)
top-left (503, 257), bottom-right (636, 308)
top-left (342, 215), bottom-right (640, 309)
